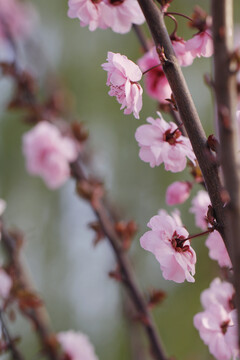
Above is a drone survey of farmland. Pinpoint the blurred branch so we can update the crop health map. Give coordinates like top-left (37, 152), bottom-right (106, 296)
top-left (1, 227), bottom-right (60, 360)
top-left (0, 310), bottom-right (24, 360)
top-left (71, 161), bottom-right (167, 360)
top-left (136, 0), bottom-right (227, 245)
top-left (211, 0), bottom-right (240, 343)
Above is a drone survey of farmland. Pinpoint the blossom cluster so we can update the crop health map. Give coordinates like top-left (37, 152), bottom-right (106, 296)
top-left (194, 278), bottom-right (238, 360)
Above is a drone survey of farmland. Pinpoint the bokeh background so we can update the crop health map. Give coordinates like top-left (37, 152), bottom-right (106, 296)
top-left (0, 0), bottom-right (239, 359)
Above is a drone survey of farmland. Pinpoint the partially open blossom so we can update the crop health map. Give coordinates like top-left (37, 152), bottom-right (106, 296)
top-left (22, 122), bottom-right (78, 189)
top-left (186, 31), bottom-right (213, 58)
top-left (57, 331), bottom-right (98, 360)
top-left (138, 47), bottom-right (171, 104)
top-left (166, 181), bottom-right (192, 206)
top-left (190, 190), bottom-right (210, 230)
top-left (206, 231), bottom-right (232, 268)
top-left (140, 211), bottom-right (196, 283)
top-left (201, 278), bottom-right (235, 312)
top-left (102, 52), bottom-right (143, 118)
top-left (135, 113), bottom-right (196, 172)
top-left (68, 0), bottom-right (144, 33)
top-left (172, 39), bottom-right (194, 67)
top-left (0, 269), bottom-right (12, 299)
top-left (0, 0), bottom-right (36, 40)
top-left (194, 304), bottom-right (238, 360)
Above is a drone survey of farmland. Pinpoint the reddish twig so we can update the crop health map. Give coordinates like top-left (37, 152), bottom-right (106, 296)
top-left (71, 161), bottom-right (167, 360)
top-left (1, 228), bottom-right (60, 360)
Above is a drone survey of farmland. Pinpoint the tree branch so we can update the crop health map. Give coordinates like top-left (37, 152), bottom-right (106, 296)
top-left (1, 228), bottom-right (60, 360)
top-left (0, 310), bottom-right (24, 360)
top-left (211, 0), bottom-right (240, 344)
top-left (71, 161), bottom-right (167, 360)
top-left (136, 0), bottom-right (226, 244)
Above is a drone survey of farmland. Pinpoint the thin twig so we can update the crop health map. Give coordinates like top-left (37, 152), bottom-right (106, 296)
top-left (132, 24), bottom-right (151, 53)
top-left (211, 0), bottom-right (240, 344)
top-left (136, 0), bottom-right (226, 245)
top-left (71, 161), bottom-right (167, 360)
top-left (0, 310), bottom-right (24, 360)
top-left (1, 228), bottom-right (60, 360)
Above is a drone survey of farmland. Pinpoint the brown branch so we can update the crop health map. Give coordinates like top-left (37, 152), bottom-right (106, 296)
top-left (71, 161), bottom-right (167, 360)
top-left (136, 0), bottom-right (227, 244)
top-left (132, 24), bottom-right (151, 53)
top-left (0, 310), bottom-right (24, 360)
top-left (211, 0), bottom-right (240, 344)
top-left (1, 227), bottom-right (60, 360)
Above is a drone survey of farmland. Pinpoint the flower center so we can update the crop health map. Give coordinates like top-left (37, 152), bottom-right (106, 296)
top-left (91, 0), bottom-right (102, 4)
top-left (108, 0), bottom-right (125, 5)
top-left (171, 231), bottom-right (189, 253)
top-left (220, 320), bottom-right (230, 335)
top-left (164, 128), bottom-right (182, 145)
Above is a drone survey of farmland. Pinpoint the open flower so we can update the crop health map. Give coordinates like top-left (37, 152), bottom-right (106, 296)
top-left (138, 47), bottom-right (171, 103)
top-left (140, 211), bottom-right (196, 283)
top-left (206, 231), bottom-right (232, 268)
top-left (68, 0), bottom-right (144, 33)
top-left (23, 122), bottom-right (78, 189)
top-left (186, 30), bottom-right (213, 58)
top-left (166, 181), bottom-right (192, 205)
top-left (190, 190), bottom-right (210, 230)
top-left (172, 39), bottom-right (194, 67)
top-left (200, 278), bottom-right (235, 313)
top-left (102, 52), bottom-right (143, 118)
top-left (135, 112), bottom-right (196, 172)
top-left (57, 331), bottom-right (98, 360)
top-left (194, 304), bottom-right (238, 360)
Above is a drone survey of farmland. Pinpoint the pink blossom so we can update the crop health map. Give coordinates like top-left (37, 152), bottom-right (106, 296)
top-left (206, 231), bottom-right (232, 268)
top-left (68, 0), bottom-right (144, 33)
top-left (0, 199), bottom-right (6, 216)
top-left (102, 52), bottom-right (143, 119)
top-left (101, 0), bottom-right (145, 34)
top-left (138, 47), bottom-right (171, 104)
top-left (190, 190), bottom-right (210, 230)
top-left (22, 122), bottom-right (78, 189)
top-left (57, 331), bottom-right (98, 360)
top-left (200, 278), bottom-right (235, 313)
top-left (166, 181), bottom-right (192, 206)
top-left (135, 113), bottom-right (196, 172)
top-left (172, 39), bottom-right (194, 67)
top-left (194, 304), bottom-right (237, 360)
top-left (140, 211), bottom-right (196, 283)
top-left (0, 269), bottom-right (12, 299)
top-left (186, 31), bottom-right (214, 58)
top-left (0, 0), bottom-right (36, 40)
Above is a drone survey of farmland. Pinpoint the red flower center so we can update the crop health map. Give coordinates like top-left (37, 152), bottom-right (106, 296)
top-left (171, 232), bottom-right (190, 253)
top-left (108, 0), bottom-right (125, 5)
top-left (164, 128), bottom-right (182, 145)
top-left (220, 320), bottom-right (230, 335)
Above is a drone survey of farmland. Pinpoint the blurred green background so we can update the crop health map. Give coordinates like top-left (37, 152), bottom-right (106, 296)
top-left (0, 0), bottom-right (239, 359)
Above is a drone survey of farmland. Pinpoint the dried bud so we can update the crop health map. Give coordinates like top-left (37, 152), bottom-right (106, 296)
top-left (115, 220), bottom-right (138, 251)
top-left (189, 6), bottom-right (212, 32)
top-left (89, 221), bottom-right (105, 246)
top-left (17, 289), bottom-right (43, 311)
top-left (165, 94), bottom-right (178, 111)
top-left (76, 179), bottom-right (104, 208)
top-left (206, 205), bottom-right (216, 227)
top-left (207, 134), bottom-right (219, 153)
top-left (147, 289), bottom-right (166, 309)
top-left (71, 122), bottom-right (88, 143)
top-left (109, 266), bottom-right (122, 282)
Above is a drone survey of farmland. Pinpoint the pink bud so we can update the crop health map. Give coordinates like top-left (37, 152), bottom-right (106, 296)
top-left (166, 181), bottom-right (191, 206)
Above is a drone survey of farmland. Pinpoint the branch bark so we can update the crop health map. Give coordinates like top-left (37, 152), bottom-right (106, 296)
top-left (136, 0), bottom-right (226, 244)
top-left (1, 228), bottom-right (60, 360)
top-left (71, 161), bottom-right (167, 360)
top-left (0, 310), bottom-right (24, 360)
top-left (211, 0), bottom-right (240, 344)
